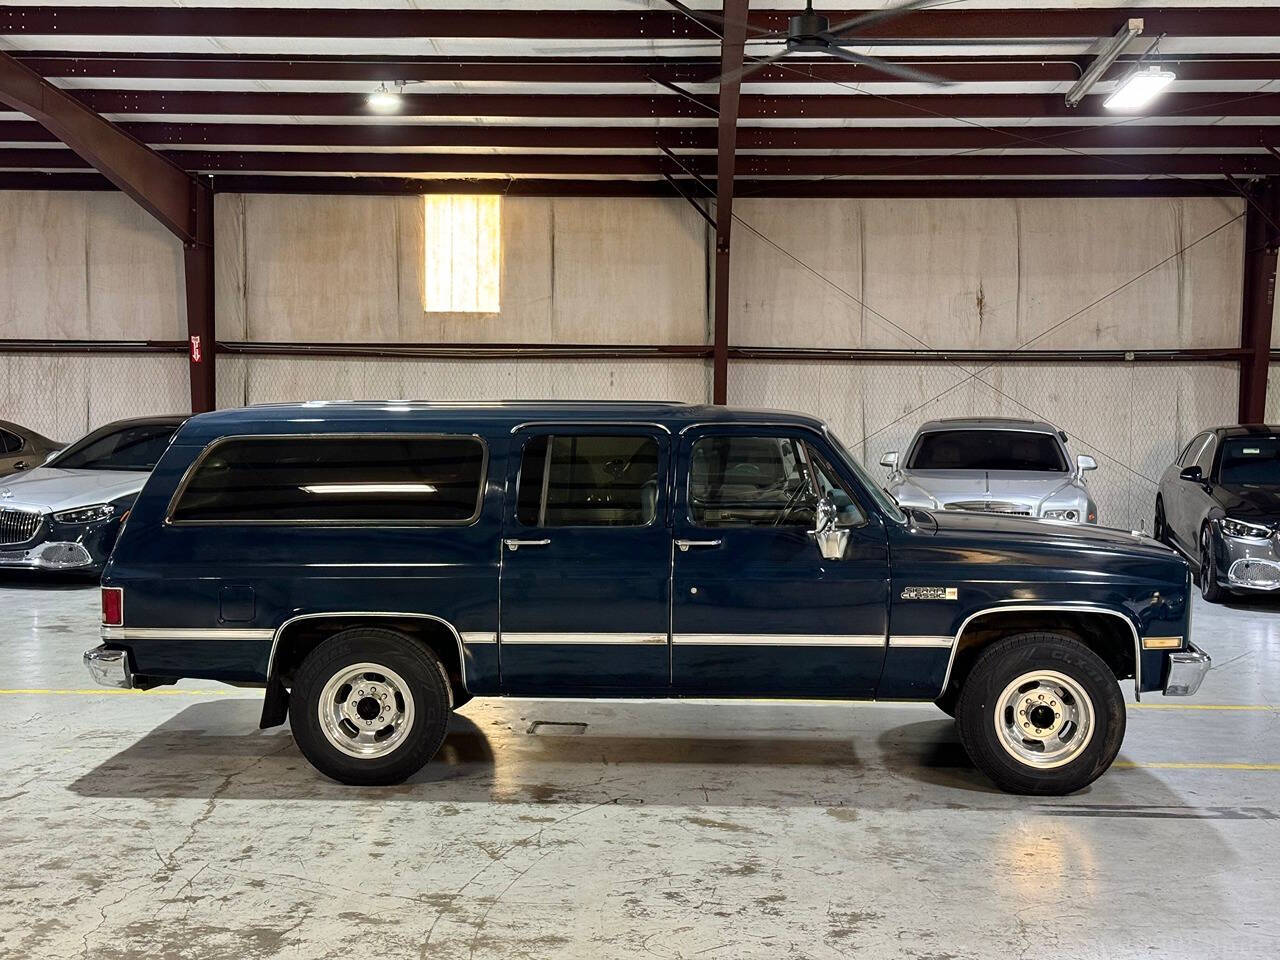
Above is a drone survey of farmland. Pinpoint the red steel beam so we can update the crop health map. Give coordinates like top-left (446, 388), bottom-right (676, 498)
top-left (0, 51), bottom-right (215, 412)
top-left (16, 53), bottom-right (1280, 85)
top-left (6, 148), bottom-right (1278, 178)
top-left (4, 119), bottom-right (1279, 154)
top-left (1, 7), bottom-right (1274, 39)
top-left (713, 1), bottom-right (749, 407)
top-left (1238, 177), bottom-right (1280, 423)
top-left (52, 89), bottom-right (1280, 120)
top-left (0, 171), bottom-right (1247, 199)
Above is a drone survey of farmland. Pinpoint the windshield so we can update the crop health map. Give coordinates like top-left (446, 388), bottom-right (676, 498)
top-left (1219, 437), bottom-right (1280, 486)
top-left (908, 429), bottom-right (1068, 472)
top-left (48, 422), bottom-right (178, 472)
top-left (826, 429), bottom-right (906, 524)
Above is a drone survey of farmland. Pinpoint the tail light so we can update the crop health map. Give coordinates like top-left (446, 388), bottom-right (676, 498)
top-left (101, 586), bottom-right (124, 627)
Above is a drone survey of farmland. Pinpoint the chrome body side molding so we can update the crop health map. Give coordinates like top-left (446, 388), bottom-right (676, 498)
top-left (938, 604), bottom-right (1143, 701)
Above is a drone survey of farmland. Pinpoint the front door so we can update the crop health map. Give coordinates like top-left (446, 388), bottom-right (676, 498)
top-left (670, 427), bottom-right (890, 697)
top-left (498, 426), bottom-right (672, 693)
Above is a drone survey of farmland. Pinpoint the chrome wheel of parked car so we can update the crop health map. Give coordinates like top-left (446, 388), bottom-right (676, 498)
top-left (993, 670), bottom-right (1094, 769)
top-left (956, 632), bottom-right (1125, 795)
top-left (317, 662), bottom-right (415, 759)
top-left (291, 627), bottom-right (451, 785)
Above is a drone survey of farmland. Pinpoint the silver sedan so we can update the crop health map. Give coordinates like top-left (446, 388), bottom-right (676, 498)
top-left (881, 418), bottom-right (1098, 524)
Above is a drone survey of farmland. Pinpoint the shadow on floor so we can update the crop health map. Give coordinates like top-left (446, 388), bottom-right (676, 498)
top-left (68, 697), bottom-right (1198, 813)
top-left (0, 570), bottom-right (99, 590)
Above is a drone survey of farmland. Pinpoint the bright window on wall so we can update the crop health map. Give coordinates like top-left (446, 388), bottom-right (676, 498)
top-left (423, 194), bottom-right (501, 313)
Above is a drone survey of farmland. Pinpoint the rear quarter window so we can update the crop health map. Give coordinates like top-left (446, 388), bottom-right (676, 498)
top-left (168, 435), bottom-right (486, 524)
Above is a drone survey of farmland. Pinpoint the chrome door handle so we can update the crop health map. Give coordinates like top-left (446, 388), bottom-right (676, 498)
top-left (504, 538), bottom-right (550, 551)
top-left (676, 539), bottom-right (722, 552)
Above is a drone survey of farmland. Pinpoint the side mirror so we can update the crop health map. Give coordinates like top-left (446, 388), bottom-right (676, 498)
top-left (879, 451), bottom-right (899, 469)
top-left (1077, 454), bottom-right (1097, 473)
top-left (43, 450), bottom-right (58, 465)
top-left (811, 495), bottom-right (849, 561)
top-left (1179, 465), bottom-right (1203, 483)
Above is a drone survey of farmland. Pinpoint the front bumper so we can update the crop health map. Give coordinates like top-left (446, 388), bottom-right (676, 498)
top-left (1220, 533), bottom-right (1280, 591)
top-left (0, 540), bottom-right (96, 570)
top-left (1163, 642), bottom-right (1211, 697)
top-left (84, 644), bottom-right (133, 689)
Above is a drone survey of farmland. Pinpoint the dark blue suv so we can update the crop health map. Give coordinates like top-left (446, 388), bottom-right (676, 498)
top-left (84, 401), bottom-right (1209, 794)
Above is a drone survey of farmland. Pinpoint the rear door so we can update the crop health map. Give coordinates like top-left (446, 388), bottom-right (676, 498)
top-left (498, 425), bottom-right (672, 693)
top-left (669, 426), bottom-right (890, 697)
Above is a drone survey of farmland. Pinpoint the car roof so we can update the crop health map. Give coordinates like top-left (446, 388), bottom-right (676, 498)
top-left (0, 420), bottom-right (58, 445)
top-left (1214, 424), bottom-right (1280, 438)
top-left (915, 417), bottom-right (1060, 435)
top-left (172, 401), bottom-right (829, 444)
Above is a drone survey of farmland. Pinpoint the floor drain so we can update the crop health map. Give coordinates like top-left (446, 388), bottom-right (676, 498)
top-left (527, 721), bottom-right (588, 736)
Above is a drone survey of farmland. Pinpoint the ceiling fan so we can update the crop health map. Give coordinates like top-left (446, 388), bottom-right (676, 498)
top-left (711, 0), bottom-right (952, 85)
top-left (536, 1), bottom-right (955, 87)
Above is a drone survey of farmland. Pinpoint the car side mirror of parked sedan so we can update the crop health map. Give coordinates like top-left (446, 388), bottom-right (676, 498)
top-left (1077, 454), bottom-right (1097, 473)
top-left (879, 451), bottom-right (898, 468)
top-left (811, 495), bottom-right (849, 561)
top-left (1179, 465), bottom-right (1203, 482)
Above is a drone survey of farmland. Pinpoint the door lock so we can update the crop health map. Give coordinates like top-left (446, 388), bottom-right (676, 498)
top-left (504, 538), bottom-right (551, 551)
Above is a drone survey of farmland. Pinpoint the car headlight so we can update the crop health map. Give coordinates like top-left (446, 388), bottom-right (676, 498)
top-left (1042, 508), bottom-right (1080, 522)
top-left (1219, 517), bottom-right (1271, 540)
top-left (53, 504), bottom-right (115, 524)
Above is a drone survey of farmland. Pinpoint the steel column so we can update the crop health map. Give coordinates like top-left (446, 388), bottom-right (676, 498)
top-left (0, 52), bottom-right (216, 412)
top-left (712, 0), bottom-right (749, 406)
top-left (1238, 177), bottom-right (1280, 424)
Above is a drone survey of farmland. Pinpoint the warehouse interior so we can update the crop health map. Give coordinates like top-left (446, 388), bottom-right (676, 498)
top-left (1, 1), bottom-right (1278, 958)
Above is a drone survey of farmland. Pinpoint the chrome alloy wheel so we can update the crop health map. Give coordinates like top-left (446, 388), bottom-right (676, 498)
top-left (317, 662), bottom-right (416, 759)
top-left (993, 670), bottom-right (1096, 769)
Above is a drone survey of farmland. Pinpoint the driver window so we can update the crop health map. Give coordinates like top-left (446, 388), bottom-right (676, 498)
top-left (688, 435), bottom-right (864, 528)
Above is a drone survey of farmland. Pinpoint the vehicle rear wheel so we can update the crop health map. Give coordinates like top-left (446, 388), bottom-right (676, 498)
top-left (955, 632), bottom-right (1125, 795)
top-left (1199, 526), bottom-right (1230, 603)
top-left (291, 627), bottom-right (450, 785)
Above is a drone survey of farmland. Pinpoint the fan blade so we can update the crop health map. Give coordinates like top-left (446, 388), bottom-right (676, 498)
top-left (826, 0), bottom-right (946, 40)
top-left (819, 44), bottom-right (952, 85)
top-left (711, 50), bottom-right (794, 87)
top-left (533, 38), bottom-right (775, 55)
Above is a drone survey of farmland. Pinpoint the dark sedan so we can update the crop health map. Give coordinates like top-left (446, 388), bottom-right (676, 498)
top-left (1154, 424), bottom-right (1280, 602)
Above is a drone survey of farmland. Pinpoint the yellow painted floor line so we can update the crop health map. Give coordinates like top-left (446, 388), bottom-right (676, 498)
top-left (1114, 761), bottom-right (1280, 771)
top-left (0, 688), bottom-right (254, 697)
top-left (1131, 703), bottom-right (1278, 712)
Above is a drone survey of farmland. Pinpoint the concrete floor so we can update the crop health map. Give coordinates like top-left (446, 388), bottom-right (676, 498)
top-left (1, 578), bottom-right (1278, 960)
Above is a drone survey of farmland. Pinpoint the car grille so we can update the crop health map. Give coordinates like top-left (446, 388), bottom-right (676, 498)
top-left (0, 508), bottom-right (42, 546)
top-left (943, 500), bottom-right (1032, 517)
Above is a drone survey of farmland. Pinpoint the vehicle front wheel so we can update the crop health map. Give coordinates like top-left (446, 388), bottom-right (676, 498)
top-left (290, 627), bottom-right (451, 786)
top-left (1153, 497), bottom-right (1168, 544)
top-left (1199, 526), bottom-right (1230, 603)
top-left (955, 632), bottom-right (1125, 795)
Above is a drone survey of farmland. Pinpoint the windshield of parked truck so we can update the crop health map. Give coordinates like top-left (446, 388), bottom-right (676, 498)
top-left (1219, 437), bottom-right (1280, 486)
top-left (908, 429), bottom-right (1068, 472)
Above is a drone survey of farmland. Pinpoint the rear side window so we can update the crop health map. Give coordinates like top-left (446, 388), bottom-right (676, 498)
top-left (0, 429), bottom-right (22, 454)
top-left (516, 434), bottom-right (660, 527)
top-left (170, 435), bottom-right (486, 523)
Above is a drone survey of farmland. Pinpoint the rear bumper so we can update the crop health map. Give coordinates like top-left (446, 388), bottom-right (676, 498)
top-left (83, 644), bottom-right (133, 689)
top-left (1163, 642), bottom-right (1211, 697)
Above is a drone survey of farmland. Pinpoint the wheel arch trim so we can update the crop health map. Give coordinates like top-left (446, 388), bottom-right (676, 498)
top-left (940, 604), bottom-right (1142, 702)
top-left (267, 611), bottom-right (471, 693)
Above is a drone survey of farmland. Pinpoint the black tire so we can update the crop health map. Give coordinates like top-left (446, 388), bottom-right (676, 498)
top-left (1153, 497), bottom-right (1168, 545)
top-left (290, 627), bottom-right (451, 786)
top-left (955, 632), bottom-right (1126, 795)
top-left (1199, 525), bottom-right (1230, 603)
